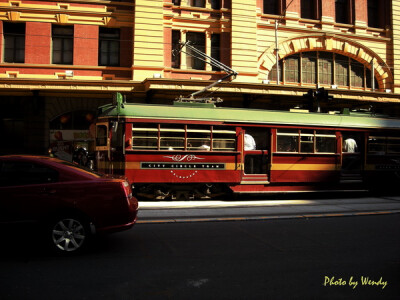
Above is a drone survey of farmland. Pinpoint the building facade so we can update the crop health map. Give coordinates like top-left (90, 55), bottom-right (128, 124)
top-left (0, 0), bottom-right (399, 155)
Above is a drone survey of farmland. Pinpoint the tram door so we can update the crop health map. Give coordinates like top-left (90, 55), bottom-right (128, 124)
top-left (109, 121), bottom-right (125, 175)
top-left (95, 122), bottom-right (111, 174)
top-left (242, 128), bottom-right (270, 183)
top-left (341, 132), bottom-right (364, 181)
top-left (95, 121), bottom-right (125, 175)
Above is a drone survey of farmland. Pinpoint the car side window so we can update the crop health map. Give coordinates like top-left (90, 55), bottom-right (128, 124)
top-left (0, 161), bottom-right (59, 187)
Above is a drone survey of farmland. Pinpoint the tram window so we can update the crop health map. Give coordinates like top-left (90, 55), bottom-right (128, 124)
top-left (160, 124), bottom-right (185, 150)
top-left (316, 131), bottom-right (336, 153)
top-left (368, 136), bottom-right (386, 154)
top-left (187, 125), bottom-right (211, 150)
top-left (300, 129), bottom-right (314, 153)
top-left (369, 136), bottom-right (400, 154)
top-left (244, 128), bottom-right (269, 150)
top-left (387, 138), bottom-right (400, 153)
top-left (212, 126), bottom-right (236, 151)
top-left (277, 129), bottom-right (299, 152)
top-left (277, 129), bottom-right (336, 153)
top-left (96, 125), bottom-right (108, 146)
top-left (132, 124), bottom-right (158, 149)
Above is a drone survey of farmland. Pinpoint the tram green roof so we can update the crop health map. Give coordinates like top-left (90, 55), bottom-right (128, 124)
top-left (98, 102), bottom-right (400, 130)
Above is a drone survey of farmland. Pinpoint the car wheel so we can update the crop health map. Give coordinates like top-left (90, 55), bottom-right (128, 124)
top-left (50, 217), bottom-right (89, 253)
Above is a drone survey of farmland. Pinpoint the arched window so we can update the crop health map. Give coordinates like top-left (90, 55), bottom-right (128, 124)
top-left (302, 52), bottom-right (317, 84)
top-left (318, 52), bottom-right (333, 85)
top-left (350, 60), bottom-right (364, 88)
top-left (268, 51), bottom-right (378, 90)
top-left (335, 54), bottom-right (348, 86)
top-left (285, 54), bottom-right (299, 83)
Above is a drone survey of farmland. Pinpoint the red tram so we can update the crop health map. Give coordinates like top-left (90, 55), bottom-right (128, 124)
top-left (95, 98), bottom-right (400, 199)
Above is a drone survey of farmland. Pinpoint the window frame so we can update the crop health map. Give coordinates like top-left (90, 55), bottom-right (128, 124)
top-left (263, 0), bottom-right (281, 15)
top-left (318, 52), bottom-right (333, 85)
top-left (186, 32), bottom-right (206, 70)
top-left (367, 0), bottom-right (381, 28)
top-left (211, 33), bottom-right (221, 71)
top-left (52, 25), bottom-right (74, 65)
top-left (300, 0), bottom-right (320, 20)
top-left (99, 27), bottom-right (120, 67)
top-left (171, 30), bottom-right (181, 69)
top-left (187, 0), bottom-right (205, 8)
top-left (368, 136), bottom-right (400, 154)
top-left (335, 0), bottom-right (354, 24)
top-left (301, 52), bottom-right (317, 85)
top-left (335, 54), bottom-right (349, 87)
top-left (276, 129), bottom-right (337, 154)
top-left (131, 123), bottom-right (237, 152)
top-left (284, 54), bottom-right (300, 84)
top-left (3, 22), bottom-right (25, 63)
top-left (211, 0), bottom-right (221, 10)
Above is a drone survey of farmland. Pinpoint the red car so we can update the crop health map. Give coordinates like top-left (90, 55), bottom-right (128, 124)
top-left (0, 155), bottom-right (138, 253)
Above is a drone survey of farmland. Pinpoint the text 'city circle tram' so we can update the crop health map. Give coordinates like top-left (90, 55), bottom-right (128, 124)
top-left (94, 93), bottom-right (400, 200)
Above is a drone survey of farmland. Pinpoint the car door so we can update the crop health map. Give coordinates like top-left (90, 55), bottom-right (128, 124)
top-left (0, 160), bottom-right (60, 223)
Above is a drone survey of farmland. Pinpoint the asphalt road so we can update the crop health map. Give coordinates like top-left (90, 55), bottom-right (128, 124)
top-left (0, 214), bottom-right (399, 300)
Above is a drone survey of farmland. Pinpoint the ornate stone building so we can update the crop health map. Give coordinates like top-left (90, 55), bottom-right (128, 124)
top-left (0, 0), bottom-right (398, 154)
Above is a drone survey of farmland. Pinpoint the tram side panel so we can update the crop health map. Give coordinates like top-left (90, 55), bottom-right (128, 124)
top-left (270, 155), bottom-right (341, 183)
top-left (269, 128), bottom-right (341, 185)
top-left (124, 152), bottom-right (242, 184)
top-left (122, 120), bottom-right (243, 197)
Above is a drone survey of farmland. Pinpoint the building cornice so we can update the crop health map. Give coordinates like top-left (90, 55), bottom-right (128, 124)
top-left (0, 77), bottom-right (399, 105)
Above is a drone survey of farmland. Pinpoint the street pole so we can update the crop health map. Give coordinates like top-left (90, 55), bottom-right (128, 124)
top-left (371, 59), bottom-right (375, 91)
top-left (275, 20), bottom-right (280, 84)
top-left (273, 0), bottom-right (295, 85)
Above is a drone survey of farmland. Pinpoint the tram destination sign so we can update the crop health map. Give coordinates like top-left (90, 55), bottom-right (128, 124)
top-left (140, 162), bottom-right (226, 170)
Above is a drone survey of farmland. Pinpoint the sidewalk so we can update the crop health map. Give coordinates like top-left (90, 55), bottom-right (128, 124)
top-left (136, 194), bottom-right (400, 224)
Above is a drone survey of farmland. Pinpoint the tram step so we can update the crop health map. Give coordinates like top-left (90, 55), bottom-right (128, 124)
top-left (240, 180), bottom-right (270, 185)
top-left (240, 176), bottom-right (270, 185)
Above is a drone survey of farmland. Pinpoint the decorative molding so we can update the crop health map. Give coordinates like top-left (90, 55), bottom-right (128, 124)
top-left (103, 16), bottom-right (116, 26)
top-left (7, 11), bottom-right (20, 21)
top-left (56, 13), bottom-right (69, 24)
top-left (9, 1), bottom-right (21, 7)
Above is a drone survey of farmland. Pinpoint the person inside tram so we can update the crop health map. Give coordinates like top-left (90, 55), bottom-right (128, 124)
top-left (199, 140), bottom-right (211, 151)
top-left (344, 136), bottom-right (358, 153)
top-left (244, 133), bottom-right (256, 150)
top-left (342, 135), bottom-right (361, 172)
top-left (284, 140), bottom-right (297, 152)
